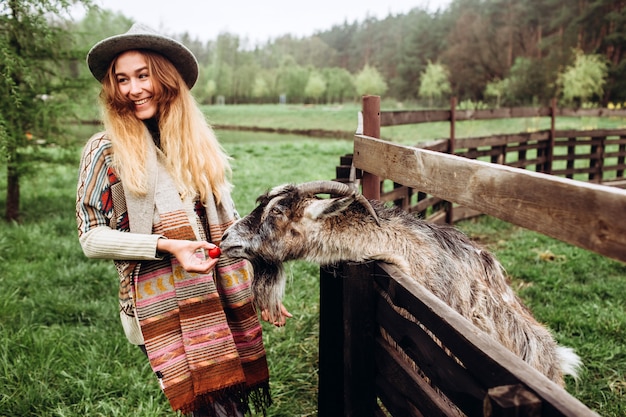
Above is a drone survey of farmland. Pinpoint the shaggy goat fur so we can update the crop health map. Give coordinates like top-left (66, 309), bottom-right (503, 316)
top-left (221, 183), bottom-right (581, 386)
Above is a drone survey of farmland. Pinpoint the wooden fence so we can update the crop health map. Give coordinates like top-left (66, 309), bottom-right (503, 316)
top-left (338, 97), bottom-right (626, 224)
top-left (317, 96), bottom-right (626, 416)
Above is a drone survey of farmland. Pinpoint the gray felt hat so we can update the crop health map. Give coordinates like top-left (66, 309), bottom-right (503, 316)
top-left (87, 23), bottom-right (199, 89)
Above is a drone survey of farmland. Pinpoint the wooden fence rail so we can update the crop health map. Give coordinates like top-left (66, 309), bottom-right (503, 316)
top-left (337, 99), bottom-right (626, 226)
top-left (354, 134), bottom-right (626, 264)
top-left (380, 100), bottom-right (626, 126)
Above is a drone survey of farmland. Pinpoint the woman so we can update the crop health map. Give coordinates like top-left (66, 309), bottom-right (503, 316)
top-left (76, 24), bottom-right (289, 416)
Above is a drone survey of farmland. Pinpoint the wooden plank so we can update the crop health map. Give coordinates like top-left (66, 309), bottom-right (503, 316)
top-left (353, 134), bottom-right (626, 264)
top-left (556, 108), bottom-right (626, 118)
top-left (375, 272), bottom-right (520, 389)
top-left (336, 165), bottom-right (353, 179)
top-left (362, 96), bottom-right (381, 200)
top-left (318, 266), bottom-right (345, 416)
top-left (552, 153), bottom-right (596, 162)
top-left (507, 158), bottom-right (546, 169)
top-left (375, 338), bottom-right (464, 417)
top-left (456, 131), bottom-right (550, 149)
top-left (343, 263), bottom-right (377, 417)
top-left (340, 154), bottom-right (354, 165)
top-left (604, 162), bottom-right (626, 171)
top-left (605, 179), bottom-right (626, 189)
top-left (375, 264), bottom-right (600, 417)
top-left (450, 206), bottom-right (483, 222)
top-left (380, 109), bottom-right (626, 128)
top-left (484, 384), bottom-right (542, 417)
top-left (376, 374), bottom-right (427, 417)
top-left (554, 137), bottom-right (597, 147)
top-left (453, 107), bottom-right (551, 121)
top-left (410, 196), bottom-right (444, 214)
top-left (376, 292), bottom-right (486, 416)
top-left (555, 128), bottom-right (626, 138)
top-left (381, 186), bottom-right (410, 202)
top-left (605, 150), bottom-right (626, 159)
top-left (381, 110), bottom-right (451, 126)
top-left (422, 139), bottom-right (450, 152)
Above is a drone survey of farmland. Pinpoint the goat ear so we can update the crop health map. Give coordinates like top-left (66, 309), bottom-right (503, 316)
top-left (304, 196), bottom-right (355, 220)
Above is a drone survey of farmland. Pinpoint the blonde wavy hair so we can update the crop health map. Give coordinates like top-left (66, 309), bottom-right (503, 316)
top-left (99, 49), bottom-right (231, 203)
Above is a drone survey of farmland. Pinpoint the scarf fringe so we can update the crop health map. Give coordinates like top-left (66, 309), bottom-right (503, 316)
top-left (180, 382), bottom-right (272, 417)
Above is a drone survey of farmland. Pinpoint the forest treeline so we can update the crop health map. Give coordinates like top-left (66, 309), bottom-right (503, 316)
top-left (0, 0), bottom-right (623, 221)
top-left (73, 0), bottom-right (625, 107)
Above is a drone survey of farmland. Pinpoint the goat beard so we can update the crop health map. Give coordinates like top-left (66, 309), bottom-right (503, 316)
top-left (250, 259), bottom-right (286, 324)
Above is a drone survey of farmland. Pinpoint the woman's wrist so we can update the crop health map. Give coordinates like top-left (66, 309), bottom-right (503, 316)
top-left (156, 236), bottom-right (169, 257)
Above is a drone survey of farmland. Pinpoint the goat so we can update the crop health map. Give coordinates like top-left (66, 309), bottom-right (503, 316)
top-left (220, 180), bottom-right (581, 386)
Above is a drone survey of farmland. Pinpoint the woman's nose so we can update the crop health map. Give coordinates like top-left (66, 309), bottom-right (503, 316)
top-left (129, 78), bottom-right (142, 95)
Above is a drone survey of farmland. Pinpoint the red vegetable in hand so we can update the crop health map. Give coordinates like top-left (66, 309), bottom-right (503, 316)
top-left (208, 246), bottom-right (221, 258)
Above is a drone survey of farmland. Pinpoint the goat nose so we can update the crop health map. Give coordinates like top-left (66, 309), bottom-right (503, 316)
top-left (221, 230), bottom-right (229, 240)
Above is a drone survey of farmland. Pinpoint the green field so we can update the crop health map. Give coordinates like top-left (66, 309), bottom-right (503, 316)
top-left (0, 105), bottom-right (624, 416)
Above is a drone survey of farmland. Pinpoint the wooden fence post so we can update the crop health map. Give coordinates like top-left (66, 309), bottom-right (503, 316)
top-left (449, 96), bottom-right (457, 155)
top-left (319, 95), bottom-right (380, 416)
top-left (547, 98), bottom-right (557, 174)
top-left (446, 97), bottom-right (457, 224)
top-left (318, 263), bottom-right (377, 417)
top-left (342, 263), bottom-right (377, 416)
top-left (361, 95), bottom-right (381, 200)
top-left (318, 265), bottom-right (345, 416)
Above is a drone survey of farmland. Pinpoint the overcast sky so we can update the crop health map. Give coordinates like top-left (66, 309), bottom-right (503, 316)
top-left (86, 0), bottom-right (451, 45)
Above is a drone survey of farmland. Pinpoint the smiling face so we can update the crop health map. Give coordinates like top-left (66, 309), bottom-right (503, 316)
top-left (113, 50), bottom-right (157, 120)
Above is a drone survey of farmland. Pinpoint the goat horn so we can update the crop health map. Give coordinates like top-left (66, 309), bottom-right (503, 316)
top-left (296, 180), bottom-right (355, 196)
top-left (296, 181), bottom-right (381, 226)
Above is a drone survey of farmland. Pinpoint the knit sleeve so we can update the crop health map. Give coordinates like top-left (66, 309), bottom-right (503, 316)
top-left (79, 226), bottom-right (162, 260)
top-left (76, 133), bottom-right (115, 236)
top-left (75, 133), bottom-right (162, 260)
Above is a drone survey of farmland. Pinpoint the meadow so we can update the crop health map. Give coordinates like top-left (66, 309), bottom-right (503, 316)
top-left (0, 104), bottom-right (624, 416)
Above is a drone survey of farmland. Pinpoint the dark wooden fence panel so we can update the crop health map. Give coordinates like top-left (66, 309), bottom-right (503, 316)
top-left (318, 263), bottom-right (600, 416)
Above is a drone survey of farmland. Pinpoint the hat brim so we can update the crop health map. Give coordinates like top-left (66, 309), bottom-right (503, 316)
top-left (87, 25), bottom-right (198, 89)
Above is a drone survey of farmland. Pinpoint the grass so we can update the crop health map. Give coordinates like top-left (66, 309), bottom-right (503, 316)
top-left (0, 104), bottom-right (624, 416)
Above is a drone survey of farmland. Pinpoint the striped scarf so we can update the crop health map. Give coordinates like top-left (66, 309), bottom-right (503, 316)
top-left (128, 135), bottom-right (271, 415)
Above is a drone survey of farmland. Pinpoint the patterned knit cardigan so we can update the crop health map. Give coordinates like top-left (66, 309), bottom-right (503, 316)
top-left (76, 132), bottom-right (271, 415)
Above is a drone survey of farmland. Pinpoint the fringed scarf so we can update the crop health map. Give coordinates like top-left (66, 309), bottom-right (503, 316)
top-left (124, 133), bottom-right (271, 415)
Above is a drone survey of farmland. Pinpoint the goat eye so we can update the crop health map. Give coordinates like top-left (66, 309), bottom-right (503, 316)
top-left (271, 207), bottom-right (283, 216)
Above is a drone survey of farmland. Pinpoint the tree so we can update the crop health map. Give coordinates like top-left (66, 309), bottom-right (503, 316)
top-left (395, 8), bottom-right (446, 100)
top-left (418, 61), bottom-right (451, 106)
top-left (0, 0), bottom-right (93, 221)
top-left (304, 71), bottom-right (327, 103)
top-left (251, 76), bottom-right (269, 102)
top-left (484, 78), bottom-right (508, 108)
top-left (354, 65), bottom-right (387, 97)
top-left (485, 57), bottom-right (550, 106)
top-left (557, 49), bottom-right (609, 106)
top-left (276, 56), bottom-right (309, 103)
top-left (322, 67), bottom-right (355, 103)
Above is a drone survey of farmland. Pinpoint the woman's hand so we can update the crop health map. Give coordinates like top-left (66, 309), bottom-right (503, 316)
top-left (261, 304), bottom-right (293, 327)
top-left (156, 238), bottom-right (218, 274)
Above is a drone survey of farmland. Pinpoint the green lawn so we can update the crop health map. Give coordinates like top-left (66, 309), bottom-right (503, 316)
top-left (0, 105), bottom-right (624, 416)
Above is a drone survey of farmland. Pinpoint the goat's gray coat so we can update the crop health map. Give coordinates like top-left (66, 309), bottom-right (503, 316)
top-left (221, 182), bottom-right (581, 386)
